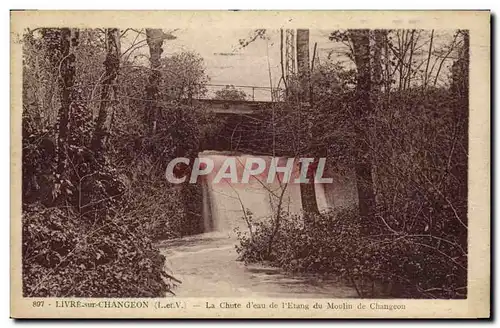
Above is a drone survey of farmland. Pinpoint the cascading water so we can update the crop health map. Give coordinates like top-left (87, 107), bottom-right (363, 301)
top-left (200, 152), bottom-right (304, 234)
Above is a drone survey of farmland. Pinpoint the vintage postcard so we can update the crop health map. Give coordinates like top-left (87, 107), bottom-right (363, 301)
top-left (10, 10), bottom-right (490, 319)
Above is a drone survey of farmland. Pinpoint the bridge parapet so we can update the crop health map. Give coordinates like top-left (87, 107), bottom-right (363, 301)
top-left (201, 84), bottom-right (284, 102)
top-left (192, 99), bottom-right (275, 114)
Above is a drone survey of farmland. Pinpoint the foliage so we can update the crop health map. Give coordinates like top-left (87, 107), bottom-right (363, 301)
top-left (119, 176), bottom-right (204, 241)
top-left (213, 85), bottom-right (248, 101)
top-left (22, 203), bottom-right (174, 297)
top-left (236, 208), bottom-right (466, 299)
top-left (21, 28), bottom-right (217, 297)
top-left (238, 29), bottom-right (268, 48)
top-left (160, 51), bottom-right (210, 101)
top-left (236, 28), bottom-right (468, 299)
top-left (370, 88), bottom-right (468, 240)
top-left (107, 100), bottom-right (220, 240)
top-left (22, 96), bottom-right (125, 216)
top-left (236, 83), bottom-right (468, 299)
top-left (21, 26), bottom-right (469, 299)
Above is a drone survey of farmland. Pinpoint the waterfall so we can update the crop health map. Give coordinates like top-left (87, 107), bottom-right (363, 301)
top-left (200, 152), bottom-right (286, 233)
top-left (199, 151), bottom-right (346, 233)
top-left (201, 177), bottom-right (214, 232)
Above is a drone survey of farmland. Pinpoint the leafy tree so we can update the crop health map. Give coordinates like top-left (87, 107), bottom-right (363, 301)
top-left (213, 85), bottom-right (247, 101)
top-left (161, 51), bottom-right (209, 101)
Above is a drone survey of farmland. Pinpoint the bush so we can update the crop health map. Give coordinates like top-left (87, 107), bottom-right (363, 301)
top-left (22, 203), bottom-right (176, 297)
top-left (236, 208), bottom-right (466, 299)
top-left (121, 176), bottom-right (204, 241)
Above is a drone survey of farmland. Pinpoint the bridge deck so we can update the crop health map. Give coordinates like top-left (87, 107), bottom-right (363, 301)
top-left (192, 99), bottom-right (276, 114)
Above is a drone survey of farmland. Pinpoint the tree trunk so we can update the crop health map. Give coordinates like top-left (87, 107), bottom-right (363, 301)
top-left (383, 31), bottom-right (391, 103)
top-left (372, 30), bottom-right (384, 96)
top-left (91, 28), bottom-right (121, 158)
top-left (145, 29), bottom-right (165, 134)
top-left (371, 30), bottom-right (385, 207)
top-left (296, 29), bottom-right (310, 102)
top-left (372, 29), bottom-right (385, 117)
top-left (56, 28), bottom-right (79, 176)
top-left (349, 29), bottom-right (376, 233)
top-left (300, 179), bottom-right (319, 214)
top-left (296, 28), bottom-right (319, 214)
top-left (405, 30), bottom-right (416, 90)
top-left (452, 30), bottom-right (469, 101)
top-left (451, 30), bottom-right (469, 236)
top-left (461, 30), bottom-right (469, 103)
top-left (423, 30), bottom-right (434, 92)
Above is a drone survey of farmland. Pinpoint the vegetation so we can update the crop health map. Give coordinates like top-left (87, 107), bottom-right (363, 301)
top-left (236, 29), bottom-right (469, 299)
top-left (214, 85), bottom-right (247, 101)
top-left (21, 28), bottom-right (218, 297)
top-left (20, 27), bottom-right (469, 299)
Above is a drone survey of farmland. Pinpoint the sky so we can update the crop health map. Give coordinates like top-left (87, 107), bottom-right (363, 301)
top-left (123, 29), bottom-right (340, 101)
top-left (121, 28), bottom-right (457, 101)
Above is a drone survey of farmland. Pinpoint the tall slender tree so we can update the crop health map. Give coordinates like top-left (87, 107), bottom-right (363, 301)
top-left (296, 28), bottom-right (319, 214)
top-left (296, 29), bottom-right (310, 102)
top-left (349, 29), bottom-right (376, 232)
top-left (91, 28), bottom-right (121, 158)
top-left (372, 30), bottom-right (384, 97)
top-left (56, 28), bottom-right (79, 176)
top-left (145, 29), bottom-right (165, 134)
top-left (451, 29), bottom-right (469, 230)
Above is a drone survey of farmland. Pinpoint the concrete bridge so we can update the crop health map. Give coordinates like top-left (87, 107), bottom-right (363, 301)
top-left (190, 97), bottom-right (359, 211)
top-left (193, 98), bottom-right (277, 155)
top-left (192, 98), bottom-right (274, 115)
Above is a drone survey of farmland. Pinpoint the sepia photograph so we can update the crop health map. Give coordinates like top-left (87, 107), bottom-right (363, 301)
top-left (10, 10), bottom-right (490, 318)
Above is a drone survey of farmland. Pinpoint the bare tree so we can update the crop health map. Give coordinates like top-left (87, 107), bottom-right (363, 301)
top-left (423, 29), bottom-right (435, 91)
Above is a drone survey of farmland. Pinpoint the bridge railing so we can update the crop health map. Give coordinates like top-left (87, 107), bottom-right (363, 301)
top-left (201, 84), bottom-right (284, 102)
